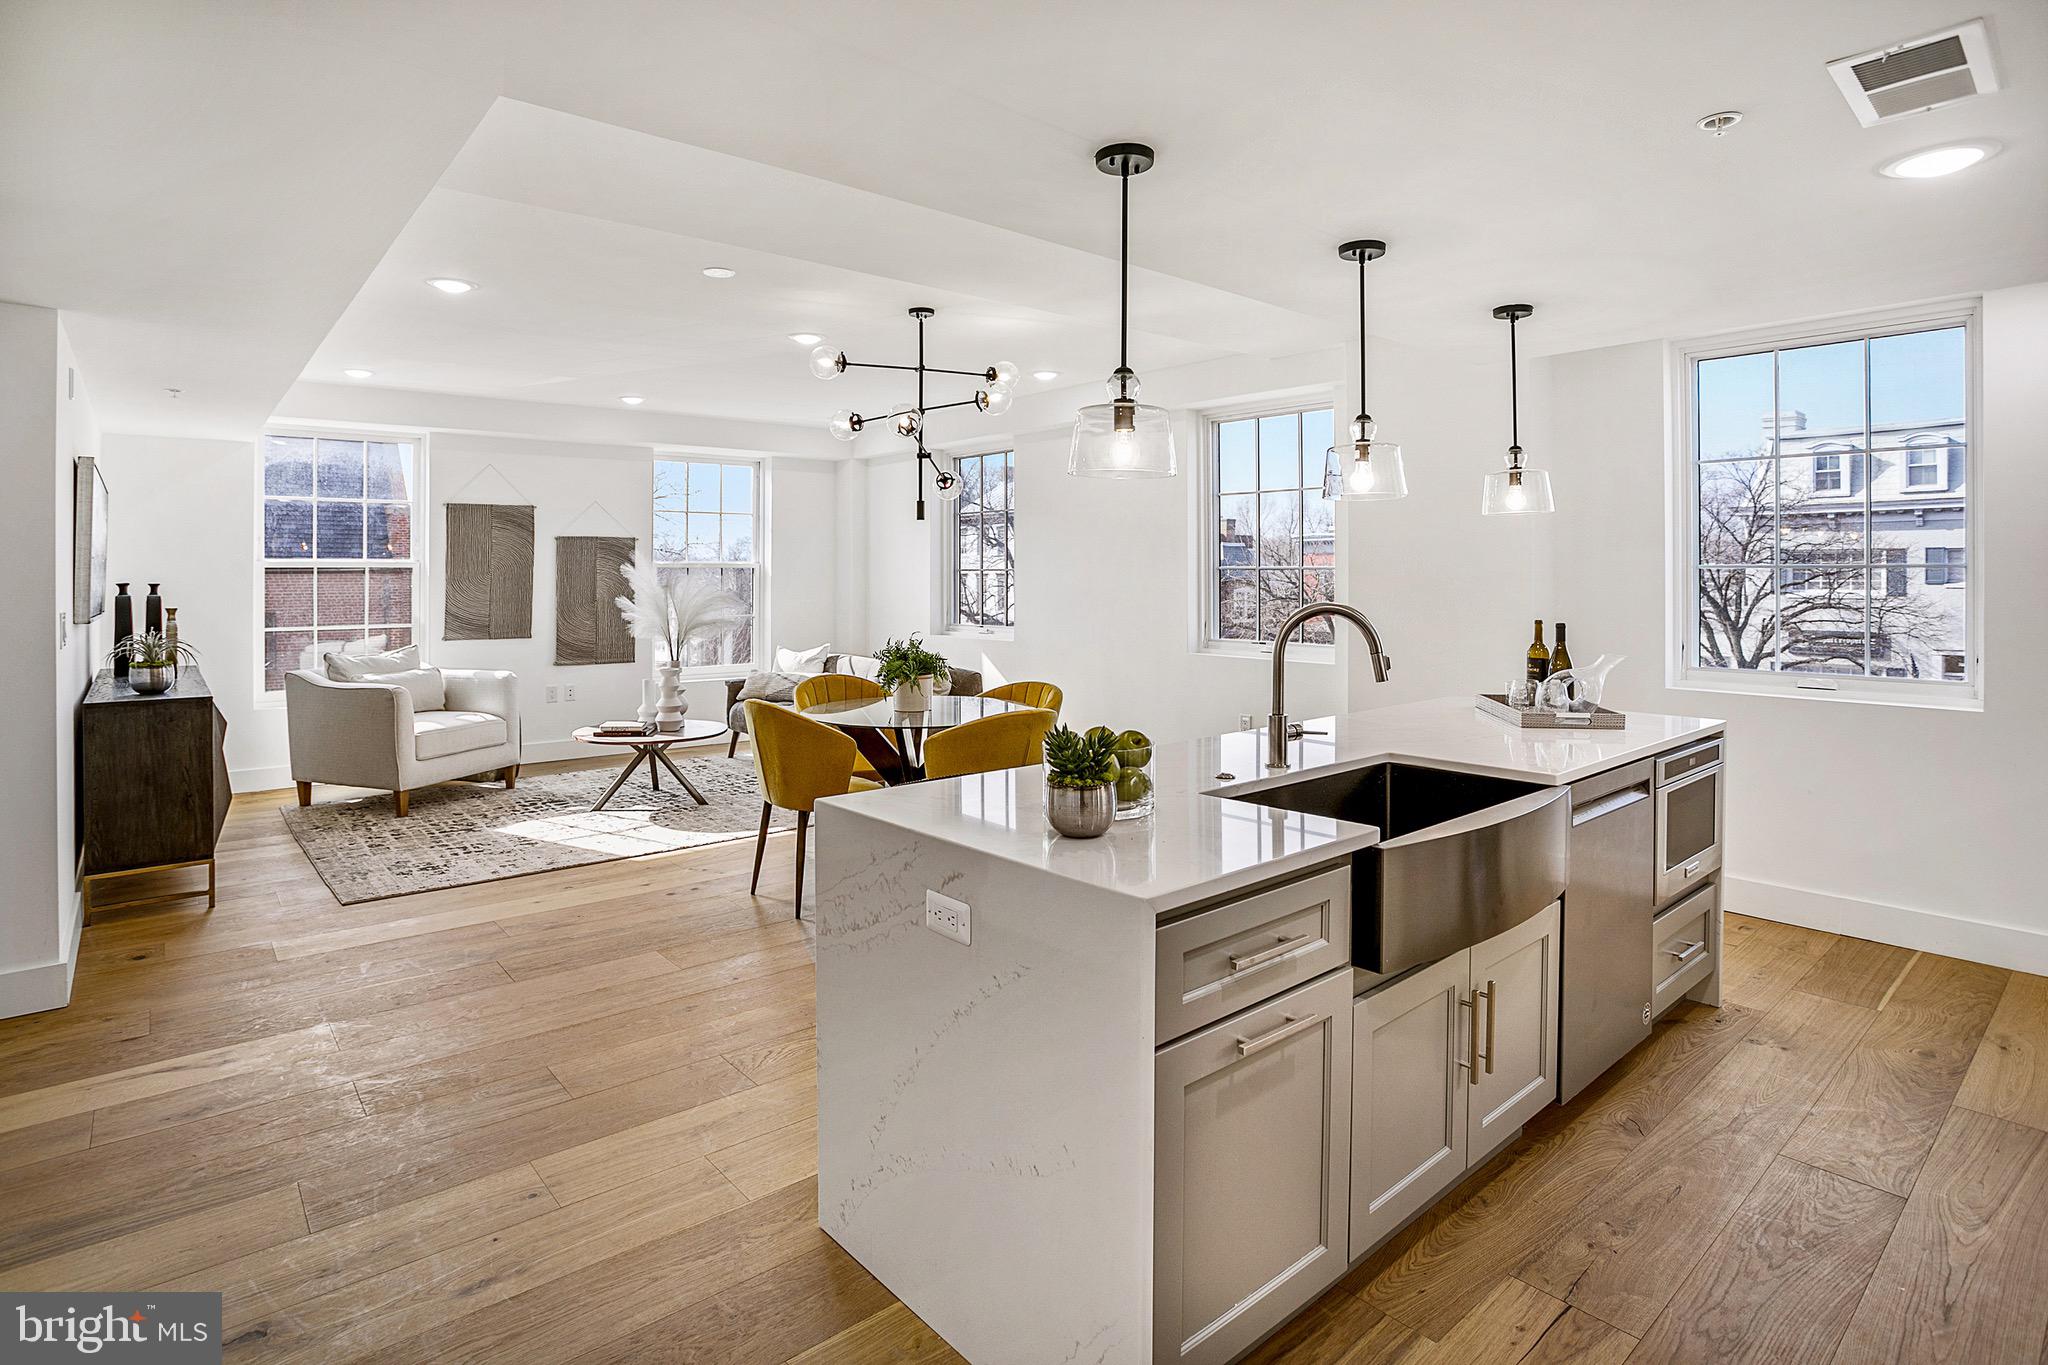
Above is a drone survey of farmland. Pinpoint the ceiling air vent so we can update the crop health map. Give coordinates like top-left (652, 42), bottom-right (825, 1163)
top-left (1827, 19), bottom-right (1999, 126)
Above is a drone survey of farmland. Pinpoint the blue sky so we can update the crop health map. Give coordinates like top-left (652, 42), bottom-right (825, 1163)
top-left (1698, 326), bottom-right (1965, 459)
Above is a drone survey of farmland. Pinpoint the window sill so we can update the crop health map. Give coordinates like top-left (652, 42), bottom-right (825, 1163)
top-left (1197, 642), bottom-right (1337, 665)
top-left (936, 628), bottom-right (1015, 644)
top-left (1671, 670), bottom-right (1982, 713)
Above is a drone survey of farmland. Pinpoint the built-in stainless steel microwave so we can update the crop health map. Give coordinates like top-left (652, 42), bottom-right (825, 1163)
top-left (1654, 738), bottom-right (1723, 906)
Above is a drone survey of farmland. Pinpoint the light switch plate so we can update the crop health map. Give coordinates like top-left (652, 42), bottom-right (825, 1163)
top-left (925, 890), bottom-right (970, 945)
top-left (544, 685), bottom-right (558, 703)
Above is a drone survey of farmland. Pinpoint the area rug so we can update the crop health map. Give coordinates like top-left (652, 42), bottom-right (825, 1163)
top-left (279, 756), bottom-right (794, 904)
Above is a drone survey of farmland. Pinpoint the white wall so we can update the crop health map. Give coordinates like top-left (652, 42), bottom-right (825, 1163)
top-left (1545, 282), bottom-right (2048, 972)
top-left (854, 352), bottom-right (1351, 742)
top-left (101, 398), bottom-right (845, 790)
top-left (0, 304), bottom-right (98, 1017)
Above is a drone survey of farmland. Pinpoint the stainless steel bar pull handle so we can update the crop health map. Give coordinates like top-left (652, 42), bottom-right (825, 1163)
top-left (1236, 1012), bottom-right (1322, 1057)
top-left (1482, 979), bottom-right (1496, 1075)
top-left (1227, 933), bottom-right (1315, 977)
top-left (1665, 939), bottom-right (1707, 965)
top-left (1684, 859), bottom-right (1703, 877)
top-left (1459, 995), bottom-right (1481, 1085)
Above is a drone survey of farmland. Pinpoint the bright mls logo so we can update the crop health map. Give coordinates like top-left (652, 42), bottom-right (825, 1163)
top-left (4, 1294), bottom-right (220, 1363)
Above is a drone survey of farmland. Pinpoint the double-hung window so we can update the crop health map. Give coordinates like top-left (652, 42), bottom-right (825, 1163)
top-left (653, 457), bottom-right (758, 669)
top-left (1203, 404), bottom-right (1336, 647)
top-left (1679, 307), bottom-right (1974, 700)
top-left (945, 450), bottom-right (1015, 633)
top-left (259, 431), bottom-right (419, 693)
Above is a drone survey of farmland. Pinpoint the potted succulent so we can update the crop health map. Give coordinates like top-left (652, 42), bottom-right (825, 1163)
top-left (1042, 723), bottom-right (1120, 838)
top-left (875, 635), bottom-right (950, 713)
top-left (108, 629), bottom-right (198, 695)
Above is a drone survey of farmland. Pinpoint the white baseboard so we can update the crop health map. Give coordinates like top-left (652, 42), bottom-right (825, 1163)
top-left (1724, 875), bottom-right (2048, 976)
top-left (231, 763), bottom-right (292, 793)
top-left (0, 890), bottom-right (82, 1020)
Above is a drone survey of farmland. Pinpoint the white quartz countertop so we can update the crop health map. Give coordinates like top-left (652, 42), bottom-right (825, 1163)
top-left (822, 696), bottom-right (1723, 913)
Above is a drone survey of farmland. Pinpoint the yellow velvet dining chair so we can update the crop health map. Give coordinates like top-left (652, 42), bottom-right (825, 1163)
top-left (922, 708), bottom-right (1058, 780)
top-left (744, 699), bottom-right (879, 918)
top-left (981, 680), bottom-right (1063, 718)
top-left (794, 673), bottom-right (887, 780)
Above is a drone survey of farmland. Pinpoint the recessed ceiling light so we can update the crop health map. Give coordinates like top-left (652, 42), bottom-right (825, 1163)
top-left (1880, 141), bottom-right (1998, 179)
top-left (702, 266), bottom-right (737, 279)
top-left (425, 277), bottom-right (477, 294)
top-left (619, 394), bottom-right (645, 406)
top-left (788, 333), bottom-right (823, 345)
top-left (342, 368), bottom-right (374, 380)
top-left (1033, 370), bottom-right (1060, 382)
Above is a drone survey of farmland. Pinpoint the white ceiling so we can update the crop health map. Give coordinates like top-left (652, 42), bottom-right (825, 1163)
top-left (4, 0), bottom-right (2044, 439)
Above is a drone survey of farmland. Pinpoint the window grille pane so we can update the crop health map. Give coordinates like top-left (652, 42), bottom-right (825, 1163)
top-left (1777, 458), bottom-right (1867, 566)
top-left (653, 510), bottom-right (687, 561)
top-left (1218, 420), bottom-right (1257, 493)
top-left (1258, 414), bottom-right (1300, 490)
top-left (1696, 568), bottom-right (1781, 671)
top-left (686, 461), bottom-right (720, 509)
top-left (265, 499), bottom-right (314, 558)
top-left (367, 503), bottom-right (411, 559)
top-left (365, 442), bottom-right (412, 500)
top-left (1258, 491), bottom-right (1301, 566)
top-left (721, 463), bottom-right (753, 513)
top-left (685, 513), bottom-right (719, 561)
top-left (263, 436), bottom-right (315, 496)
top-left (1776, 340), bottom-right (1864, 438)
top-left (264, 630), bottom-right (313, 691)
top-left (368, 567), bottom-right (412, 624)
top-left (316, 569), bottom-right (367, 626)
top-left (264, 568), bottom-right (313, 628)
top-left (1696, 353), bottom-right (1774, 461)
top-left (315, 501), bottom-right (364, 559)
top-left (316, 438), bottom-right (366, 499)
top-left (1217, 570), bottom-right (1257, 641)
top-left (721, 514), bottom-right (754, 560)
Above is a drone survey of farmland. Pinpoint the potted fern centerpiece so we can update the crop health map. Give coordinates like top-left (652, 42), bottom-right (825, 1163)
top-left (1042, 723), bottom-right (1119, 838)
top-left (108, 629), bottom-right (198, 695)
top-left (874, 635), bottom-right (949, 713)
top-left (615, 563), bottom-right (743, 732)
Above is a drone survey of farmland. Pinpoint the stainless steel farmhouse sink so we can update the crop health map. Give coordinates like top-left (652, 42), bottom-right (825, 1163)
top-left (1230, 764), bottom-right (1569, 976)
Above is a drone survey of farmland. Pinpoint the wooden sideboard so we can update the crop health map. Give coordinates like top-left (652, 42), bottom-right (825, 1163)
top-left (79, 667), bottom-right (230, 920)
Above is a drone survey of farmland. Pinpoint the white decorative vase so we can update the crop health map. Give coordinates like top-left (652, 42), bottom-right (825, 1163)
top-left (655, 662), bottom-right (687, 733)
top-left (637, 677), bottom-right (659, 726)
top-left (893, 675), bottom-right (935, 713)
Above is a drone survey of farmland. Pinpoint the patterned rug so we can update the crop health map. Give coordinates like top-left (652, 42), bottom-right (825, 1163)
top-left (279, 755), bottom-right (793, 904)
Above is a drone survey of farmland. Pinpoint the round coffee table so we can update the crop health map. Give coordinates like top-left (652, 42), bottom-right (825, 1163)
top-left (572, 718), bottom-right (731, 810)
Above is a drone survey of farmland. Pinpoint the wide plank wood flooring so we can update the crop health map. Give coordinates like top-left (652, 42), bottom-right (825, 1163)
top-left (3, 758), bottom-right (2045, 1363)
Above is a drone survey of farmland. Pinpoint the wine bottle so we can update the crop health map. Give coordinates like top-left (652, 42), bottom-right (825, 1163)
top-left (1552, 622), bottom-right (1574, 674)
top-left (1526, 619), bottom-right (1550, 684)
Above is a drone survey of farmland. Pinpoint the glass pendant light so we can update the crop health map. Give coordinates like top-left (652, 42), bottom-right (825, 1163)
top-left (1322, 240), bottom-right (1407, 501)
top-left (1070, 143), bottom-right (1176, 478)
top-left (1480, 304), bottom-right (1554, 515)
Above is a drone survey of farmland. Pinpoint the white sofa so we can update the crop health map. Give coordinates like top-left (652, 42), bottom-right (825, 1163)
top-left (285, 667), bottom-right (521, 816)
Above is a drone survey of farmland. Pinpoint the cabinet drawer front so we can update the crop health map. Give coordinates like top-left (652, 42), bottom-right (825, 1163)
top-left (1155, 970), bottom-right (1352, 1365)
top-left (1652, 882), bottom-right (1717, 1016)
top-left (1156, 868), bottom-right (1350, 1043)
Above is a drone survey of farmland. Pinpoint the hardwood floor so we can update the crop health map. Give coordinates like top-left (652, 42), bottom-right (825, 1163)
top-left (4, 760), bottom-right (2045, 1363)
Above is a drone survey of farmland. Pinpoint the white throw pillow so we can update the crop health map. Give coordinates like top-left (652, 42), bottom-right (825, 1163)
top-left (325, 644), bottom-right (421, 681)
top-left (345, 665), bottom-right (445, 713)
top-left (773, 642), bottom-right (831, 675)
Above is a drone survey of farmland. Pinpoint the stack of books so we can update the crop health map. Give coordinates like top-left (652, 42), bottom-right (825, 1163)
top-left (593, 720), bottom-right (655, 737)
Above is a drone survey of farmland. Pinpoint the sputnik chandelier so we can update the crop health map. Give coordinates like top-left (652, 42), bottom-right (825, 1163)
top-left (813, 307), bottom-right (1017, 521)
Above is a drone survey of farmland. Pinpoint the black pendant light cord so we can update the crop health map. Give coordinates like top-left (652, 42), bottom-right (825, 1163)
top-left (1508, 311), bottom-right (1520, 452)
top-left (1357, 253), bottom-right (1368, 425)
top-left (1119, 163), bottom-right (1131, 380)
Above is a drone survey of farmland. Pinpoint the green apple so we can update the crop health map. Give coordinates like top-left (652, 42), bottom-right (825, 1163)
top-left (1116, 769), bottom-right (1152, 803)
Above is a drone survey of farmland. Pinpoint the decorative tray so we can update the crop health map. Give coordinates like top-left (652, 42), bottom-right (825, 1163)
top-left (1475, 694), bottom-right (1626, 729)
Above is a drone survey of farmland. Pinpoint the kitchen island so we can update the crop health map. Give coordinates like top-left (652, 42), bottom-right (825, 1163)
top-left (814, 697), bottom-right (1725, 1365)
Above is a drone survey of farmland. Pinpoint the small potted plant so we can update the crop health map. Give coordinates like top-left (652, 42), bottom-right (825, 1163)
top-left (1042, 723), bottom-right (1119, 838)
top-left (875, 635), bottom-right (950, 713)
top-left (108, 629), bottom-right (198, 695)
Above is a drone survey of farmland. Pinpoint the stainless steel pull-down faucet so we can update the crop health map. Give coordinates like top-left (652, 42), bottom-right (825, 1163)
top-left (1268, 602), bottom-right (1392, 769)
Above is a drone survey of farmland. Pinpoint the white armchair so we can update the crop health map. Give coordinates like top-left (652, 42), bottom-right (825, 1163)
top-left (285, 668), bottom-right (521, 816)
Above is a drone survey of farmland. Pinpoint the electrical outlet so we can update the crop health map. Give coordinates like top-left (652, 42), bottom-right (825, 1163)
top-left (545, 685), bottom-right (558, 704)
top-left (924, 890), bottom-right (970, 945)
top-left (564, 684), bottom-right (576, 702)
top-left (1240, 713), bottom-right (1255, 731)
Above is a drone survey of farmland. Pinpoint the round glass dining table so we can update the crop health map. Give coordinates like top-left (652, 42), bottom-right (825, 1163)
top-left (798, 693), bottom-right (1034, 783)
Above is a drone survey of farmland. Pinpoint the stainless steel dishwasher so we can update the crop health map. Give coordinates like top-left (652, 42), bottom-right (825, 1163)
top-left (1559, 758), bottom-right (1655, 1102)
